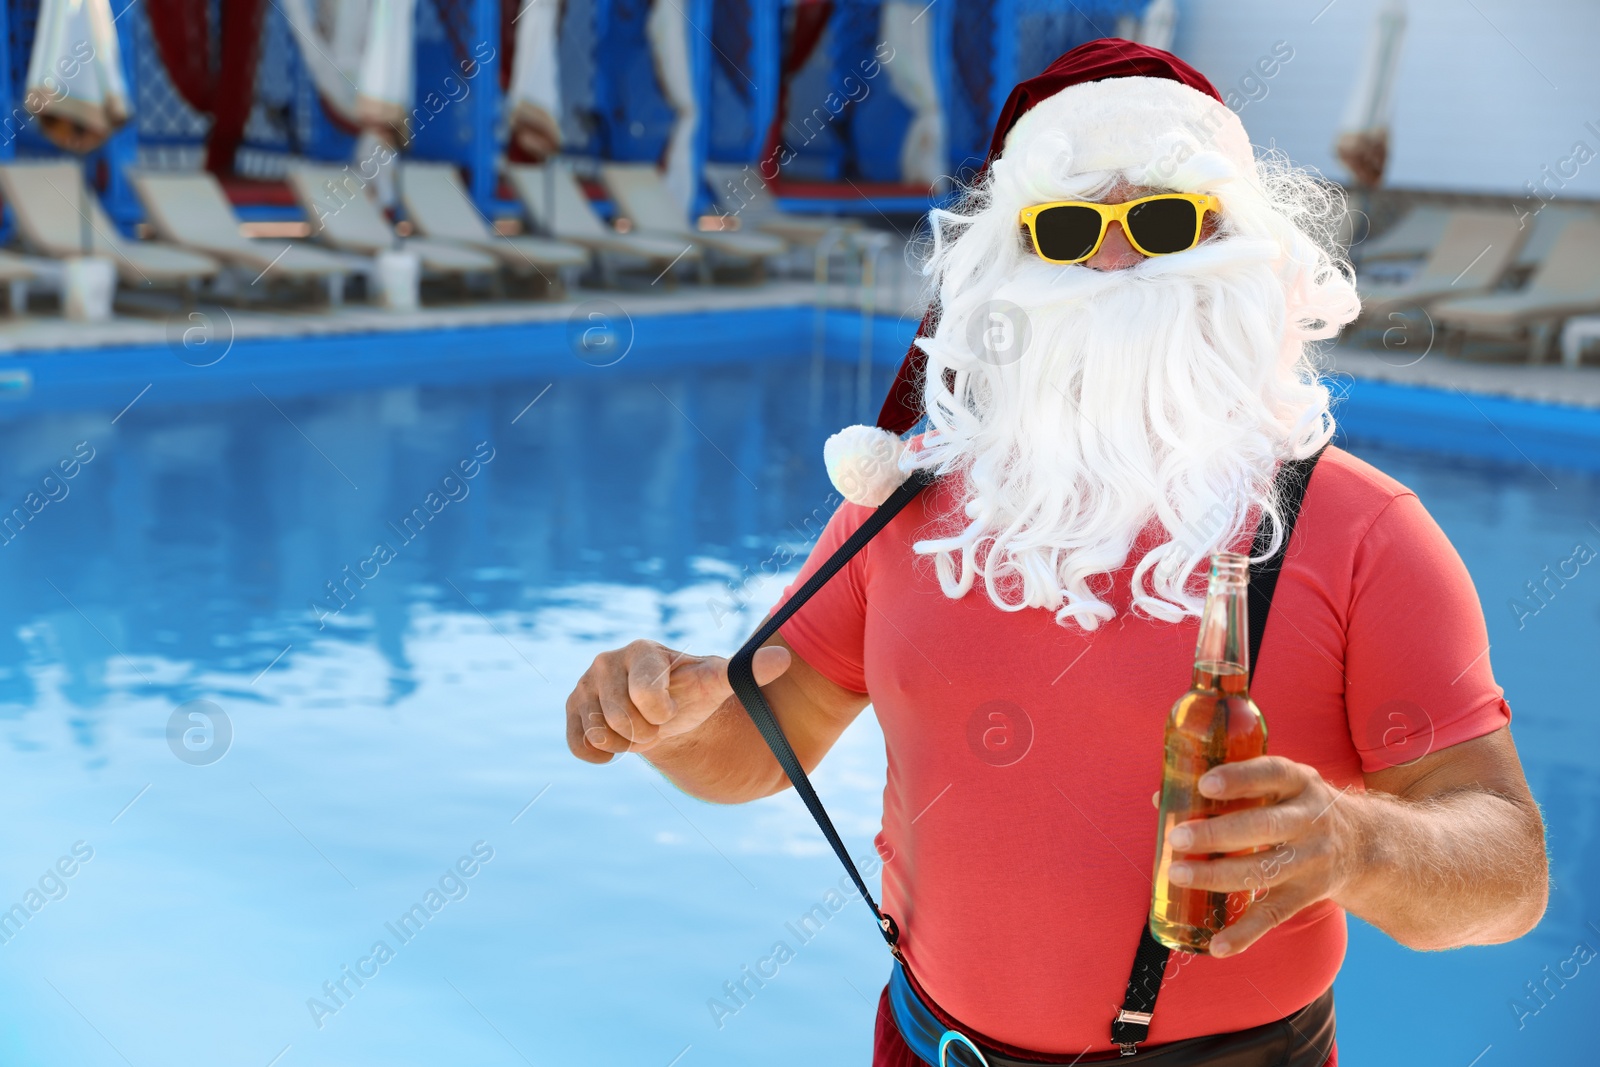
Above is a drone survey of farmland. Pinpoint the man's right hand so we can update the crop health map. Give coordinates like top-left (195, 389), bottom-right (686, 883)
top-left (565, 640), bottom-right (793, 763)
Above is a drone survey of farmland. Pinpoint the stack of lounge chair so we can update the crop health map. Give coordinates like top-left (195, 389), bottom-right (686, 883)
top-left (504, 162), bottom-right (703, 286)
top-left (130, 170), bottom-right (355, 305)
top-left (287, 164), bottom-right (499, 295)
top-left (1355, 209), bottom-right (1527, 322)
top-left (600, 162), bottom-right (787, 281)
top-left (703, 162), bottom-right (870, 282)
top-left (1507, 204), bottom-right (1595, 284)
top-left (702, 163), bottom-right (864, 250)
top-left (398, 162), bottom-right (586, 295)
top-left (1357, 205), bottom-right (1452, 264)
top-left (0, 161), bottom-right (218, 308)
top-left (1349, 203), bottom-right (1600, 362)
top-left (1432, 216), bottom-right (1600, 361)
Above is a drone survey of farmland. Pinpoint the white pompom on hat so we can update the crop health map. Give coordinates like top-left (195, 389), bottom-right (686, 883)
top-left (824, 424), bottom-right (909, 507)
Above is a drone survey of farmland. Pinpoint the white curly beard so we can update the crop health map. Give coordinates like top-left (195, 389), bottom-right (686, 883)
top-left (905, 156), bottom-right (1360, 630)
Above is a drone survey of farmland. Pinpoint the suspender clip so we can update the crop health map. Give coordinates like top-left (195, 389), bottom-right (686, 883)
top-left (1114, 1010), bottom-right (1152, 1056)
top-left (880, 913), bottom-right (907, 964)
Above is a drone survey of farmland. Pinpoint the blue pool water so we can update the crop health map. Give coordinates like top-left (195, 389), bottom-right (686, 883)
top-left (0, 319), bottom-right (1594, 1066)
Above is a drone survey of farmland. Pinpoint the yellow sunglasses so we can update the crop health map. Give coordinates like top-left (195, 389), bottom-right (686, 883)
top-left (1018, 193), bottom-right (1221, 264)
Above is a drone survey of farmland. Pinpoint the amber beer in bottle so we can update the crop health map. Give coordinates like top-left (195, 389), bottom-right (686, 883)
top-left (1149, 552), bottom-right (1268, 952)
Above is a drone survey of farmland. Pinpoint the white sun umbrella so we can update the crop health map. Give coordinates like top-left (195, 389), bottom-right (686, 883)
top-left (508, 0), bottom-right (563, 161)
top-left (881, 0), bottom-right (945, 189)
top-left (1335, 0), bottom-right (1407, 190)
top-left (647, 0), bottom-right (699, 214)
top-left (1135, 0), bottom-right (1178, 53)
top-left (25, 0), bottom-right (133, 257)
top-left (280, 0), bottom-right (372, 128)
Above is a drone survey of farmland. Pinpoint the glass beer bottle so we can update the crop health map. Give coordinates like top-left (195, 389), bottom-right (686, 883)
top-left (1149, 552), bottom-right (1268, 952)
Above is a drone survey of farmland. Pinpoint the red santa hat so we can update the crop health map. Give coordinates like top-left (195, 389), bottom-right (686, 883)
top-left (825, 39), bottom-right (1246, 506)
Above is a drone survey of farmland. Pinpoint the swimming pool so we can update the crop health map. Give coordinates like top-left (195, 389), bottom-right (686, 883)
top-left (0, 314), bottom-right (1593, 1066)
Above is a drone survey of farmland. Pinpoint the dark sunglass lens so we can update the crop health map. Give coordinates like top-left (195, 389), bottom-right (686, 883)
top-left (1032, 205), bottom-right (1103, 262)
top-left (1126, 197), bottom-right (1200, 254)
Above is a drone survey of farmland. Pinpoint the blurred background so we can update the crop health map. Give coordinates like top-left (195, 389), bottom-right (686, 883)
top-left (0, 1), bottom-right (1595, 1065)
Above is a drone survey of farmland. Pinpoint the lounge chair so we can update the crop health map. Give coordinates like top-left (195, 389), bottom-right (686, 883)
top-left (0, 161), bottom-right (219, 290)
top-left (1355, 210), bottom-right (1527, 321)
top-left (504, 162), bottom-right (704, 285)
top-left (600, 162), bottom-right (787, 278)
top-left (130, 170), bottom-right (353, 304)
top-left (397, 162), bottom-right (587, 290)
top-left (0, 252), bottom-right (35, 313)
top-left (1511, 204), bottom-right (1597, 275)
top-left (1431, 217), bottom-right (1600, 361)
top-left (286, 164), bottom-right (498, 286)
top-left (702, 162), bottom-right (863, 249)
top-left (1356, 204), bottom-right (1450, 263)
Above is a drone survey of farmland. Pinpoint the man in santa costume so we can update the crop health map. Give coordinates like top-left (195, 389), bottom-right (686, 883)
top-left (565, 40), bottom-right (1546, 1065)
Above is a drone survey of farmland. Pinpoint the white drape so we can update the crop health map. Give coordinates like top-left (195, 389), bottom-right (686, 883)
top-left (357, 0), bottom-right (418, 137)
top-left (25, 0), bottom-right (132, 153)
top-left (279, 0), bottom-right (372, 127)
top-left (647, 0), bottom-right (699, 213)
top-left (882, 0), bottom-right (945, 188)
top-left (1335, 0), bottom-right (1406, 186)
top-left (278, 1), bottom-right (415, 132)
top-left (507, 0), bottom-right (563, 158)
top-left (280, 0), bottom-right (412, 204)
top-left (1136, 0), bottom-right (1178, 53)
top-left (1340, 0), bottom-right (1407, 135)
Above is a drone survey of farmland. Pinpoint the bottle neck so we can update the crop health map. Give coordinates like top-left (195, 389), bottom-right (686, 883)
top-left (1192, 568), bottom-right (1249, 695)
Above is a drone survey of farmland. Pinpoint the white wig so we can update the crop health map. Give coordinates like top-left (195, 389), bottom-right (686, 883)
top-left (903, 77), bottom-right (1362, 629)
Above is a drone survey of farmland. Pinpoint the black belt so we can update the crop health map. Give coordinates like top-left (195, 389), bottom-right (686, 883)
top-left (726, 447), bottom-right (1327, 1054)
top-left (896, 959), bottom-right (1331, 1067)
top-left (889, 960), bottom-right (1335, 1066)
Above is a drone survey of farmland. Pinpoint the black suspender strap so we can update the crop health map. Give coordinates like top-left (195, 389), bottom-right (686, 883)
top-left (1246, 448), bottom-right (1325, 682)
top-left (725, 447), bottom-right (1326, 1045)
top-left (726, 467), bottom-right (937, 957)
top-left (1109, 445), bottom-right (1326, 1055)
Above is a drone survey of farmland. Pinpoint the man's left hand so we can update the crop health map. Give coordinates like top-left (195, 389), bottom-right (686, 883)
top-left (1164, 755), bottom-right (1356, 959)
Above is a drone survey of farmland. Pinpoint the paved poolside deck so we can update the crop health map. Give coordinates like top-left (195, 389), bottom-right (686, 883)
top-left (1321, 344), bottom-right (1600, 409)
top-left (1, 268), bottom-right (1598, 411)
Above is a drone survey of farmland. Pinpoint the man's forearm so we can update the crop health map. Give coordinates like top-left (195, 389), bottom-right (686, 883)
top-left (640, 696), bottom-right (788, 804)
top-left (637, 637), bottom-right (867, 805)
top-left (1335, 787), bottom-right (1548, 950)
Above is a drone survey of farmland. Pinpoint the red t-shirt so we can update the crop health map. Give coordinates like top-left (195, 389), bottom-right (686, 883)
top-left (776, 445), bottom-right (1510, 1055)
